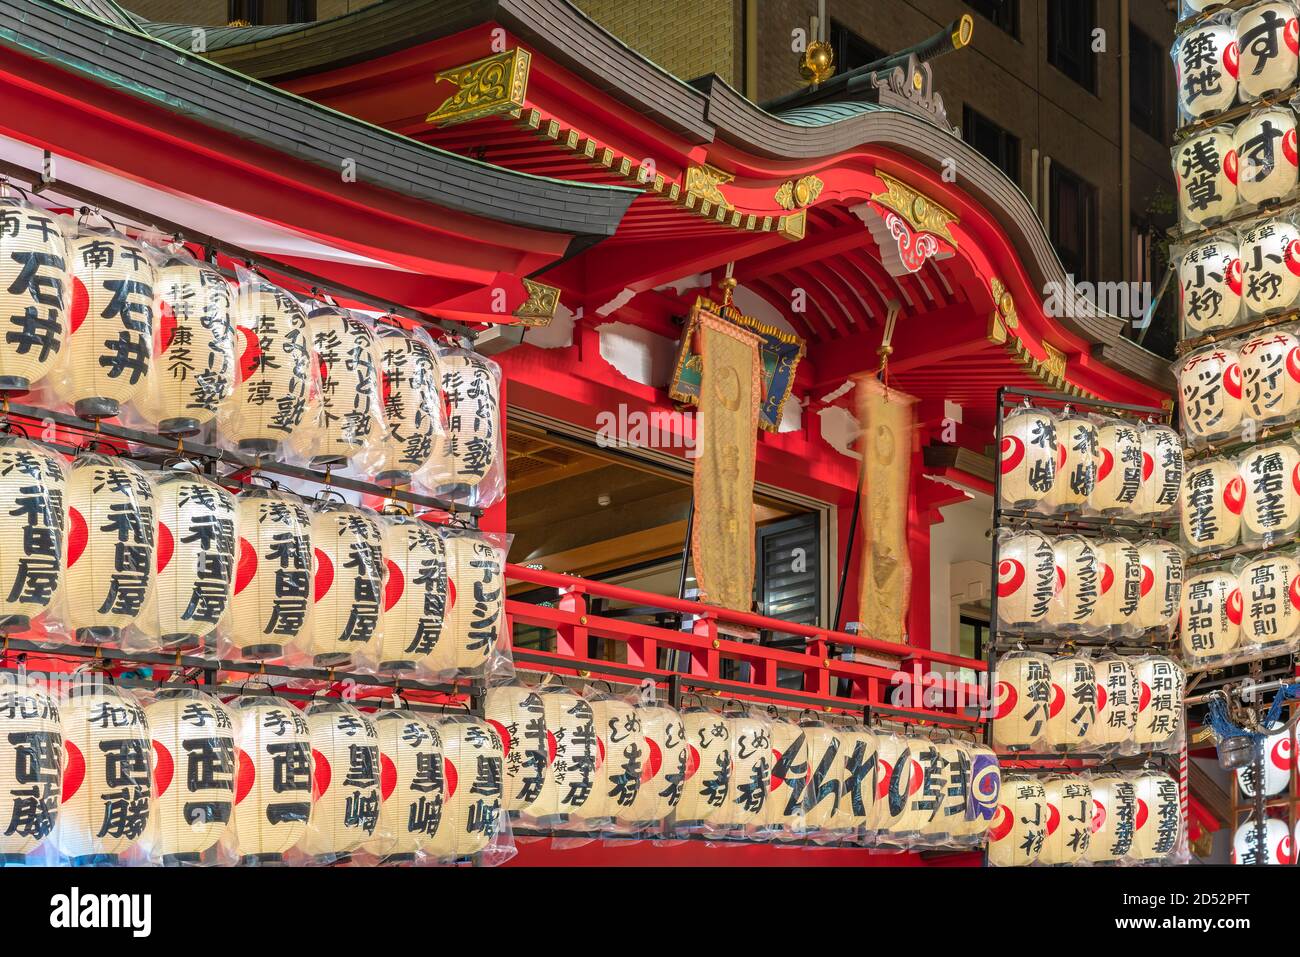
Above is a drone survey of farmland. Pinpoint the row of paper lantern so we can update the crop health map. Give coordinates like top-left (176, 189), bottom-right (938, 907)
top-left (0, 199), bottom-right (503, 504)
top-left (485, 681), bottom-right (1001, 848)
top-left (1174, 2), bottom-right (1299, 125)
top-left (1178, 337), bottom-right (1300, 443)
top-left (991, 653), bottom-right (1184, 754)
top-left (989, 772), bottom-right (1183, 866)
top-left (997, 530), bottom-right (1184, 638)
top-left (1181, 556), bottom-right (1300, 662)
top-left (999, 405), bottom-right (1182, 518)
top-left (0, 438), bottom-right (507, 680)
top-left (1180, 446), bottom-right (1300, 551)
top-left (0, 681), bottom-right (508, 866)
top-left (1177, 227), bottom-right (1300, 338)
top-left (1231, 816), bottom-right (1300, 863)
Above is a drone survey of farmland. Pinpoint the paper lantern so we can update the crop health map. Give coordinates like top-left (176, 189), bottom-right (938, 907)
top-left (0, 677), bottom-right (62, 862)
top-left (376, 512), bottom-right (447, 673)
top-left (1241, 554), bottom-right (1300, 646)
top-left (963, 745), bottom-right (1000, 840)
top-left (990, 650), bottom-right (1053, 752)
top-left (579, 690), bottom-right (637, 824)
top-left (144, 688), bottom-right (235, 864)
top-left (422, 348), bottom-right (502, 494)
top-left (1084, 775), bottom-right (1138, 864)
top-left (873, 732), bottom-right (919, 839)
top-left (1090, 420), bottom-right (1144, 514)
top-left (723, 706), bottom-right (772, 830)
top-left (1135, 425), bottom-right (1184, 517)
top-left (764, 715), bottom-right (808, 835)
top-left (1240, 330), bottom-right (1300, 424)
top-left (1044, 413), bottom-right (1098, 512)
top-left (1179, 237), bottom-right (1242, 335)
top-left (443, 530), bottom-right (505, 677)
top-left (1093, 537), bottom-right (1143, 634)
top-left (675, 704), bottom-right (731, 829)
top-left (530, 684), bottom-right (598, 826)
top-left (135, 253), bottom-right (236, 435)
top-left (228, 694), bottom-right (311, 863)
top-left (368, 323), bottom-right (442, 487)
top-left (1179, 348), bottom-right (1245, 444)
top-left (1181, 458), bottom-right (1246, 550)
top-left (1236, 722), bottom-right (1293, 798)
top-left (829, 725), bottom-right (876, 839)
top-left (1240, 444), bottom-right (1300, 543)
top-left (1241, 217), bottom-right (1300, 316)
top-left (799, 719), bottom-right (845, 834)
top-left (427, 715), bottom-right (504, 859)
top-left (998, 406), bottom-right (1058, 510)
top-left (367, 712), bottom-right (443, 862)
top-left (55, 685), bottom-right (151, 864)
top-left (1235, 107), bottom-right (1299, 206)
top-left (290, 306), bottom-right (382, 466)
top-left (624, 704), bottom-right (686, 828)
top-left (986, 775), bottom-right (1046, 867)
top-left (1174, 129), bottom-right (1238, 227)
top-left (1136, 540), bottom-right (1185, 633)
top-left (1133, 657), bottom-right (1185, 748)
top-left (1045, 655), bottom-right (1097, 751)
top-left (1174, 21), bottom-right (1239, 119)
top-left (307, 499), bottom-right (384, 668)
top-left (1039, 777), bottom-right (1092, 865)
top-left (142, 467), bottom-right (236, 651)
top-left (1181, 568), bottom-right (1244, 661)
top-left (1237, 1), bottom-right (1300, 100)
top-left (58, 228), bottom-right (154, 418)
top-left (218, 275), bottom-right (311, 456)
top-left (1232, 817), bottom-right (1292, 864)
top-left (1131, 772), bottom-right (1182, 861)
top-left (228, 485), bottom-right (311, 660)
top-left (995, 529), bottom-right (1056, 632)
top-left (1046, 535), bottom-right (1099, 634)
top-left (1092, 655), bottom-right (1139, 748)
top-left (0, 198), bottom-right (69, 393)
top-left (299, 702), bottom-right (380, 862)
top-left (929, 741), bottom-right (970, 840)
top-left (484, 683), bottom-right (549, 818)
top-left (0, 437), bottom-right (66, 634)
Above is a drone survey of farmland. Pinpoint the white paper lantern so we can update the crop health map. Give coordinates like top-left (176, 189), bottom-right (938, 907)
top-left (485, 683), bottom-right (549, 818)
top-left (676, 705), bottom-right (731, 829)
top-left (1179, 348), bottom-right (1245, 443)
top-left (830, 725), bottom-right (876, 839)
top-left (723, 707), bottom-right (772, 830)
top-left (765, 716), bottom-right (808, 835)
top-left (228, 694), bottom-right (312, 864)
top-left (0, 677), bottom-right (62, 862)
top-left (1093, 655), bottom-right (1139, 748)
top-left (899, 737), bottom-right (948, 839)
top-left (300, 702), bottom-right (380, 861)
top-left (1084, 775), bottom-right (1138, 863)
top-left (1091, 421), bottom-right (1144, 514)
top-left (991, 650), bottom-right (1053, 752)
top-left (228, 485), bottom-right (311, 660)
top-left (625, 704), bottom-right (686, 828)
top-left (1235, 107), bottom-right (1299, 206)
top-left (996, 529), bottom-right (1056, 632)
top-left (1045, 413), bottom-right (1098, 512)
top-left (291, 306), bottom-right (382, 466)
top-left (1174, 129), bottom-right (1238, 226)
top-left (368, 712), bottom-right (443, 862)
top-left (1236, 722), bottom-right (1293, 798)
top-left (1045, 535), bottom-right (1099, 634)
top-left (1135, 425), bottom-right (1184, 517)
top-left (987, 776), bottom-right (1046, 866)
top-left (1240, 330), bottom-right (1300, 424)
top-left (1241, 554), bottom-right (1300, 646)
top-left (1131, 772), bottom-right (1182, 861)
top-left (1240, 444), bottom-right (1300, 542)
top-left (1133, 657), bottom-right (1185, 748)
top-left (1046, 655), bottom-right (1097, 750)
top-left (1179, 237), bottom-right (1242, 334)
top-left (423, 348), bottom-right (502, 491)
top-left (443, 530), bottom-right (505, 677)
top-left (0, 198), bottom-right (68, 393)
top-left (1237, 1), bottom-right (1300, 100)
top-left (1232, 816), bottom-right (1292, 864)
top-left (871, 733), bottom-right (918, 838)
top-left (1181, 458), bottom-right (1246, 550)
top-left (376, 512), bottom-right (447, 673)
top-left (369, 323), bottom-right (441, 487)
top-left (1174, 21), bottom-right (1239, 119)
top-left (427, 715), bottom-right (504, 859)
top-left (800, 720), bottom-right (846, 834)
top-left (1181, 568), bottom-right (1243, 660)
top-left (530, 684), bottom-right (598, 825)
top-left (306, 499), bottom-right (384, 668)
top-left (1137, 540), bottom-right (1185, 633)
top-left (1039, 777), bottom-right (1092, 865)
top-left (926, 740), bottom-right (970, 840)
top-left (1241, 217), bottom-right (1300, 316)
top-left (1094, 538), bottom-right (1143, 634)
top-left (998, 406), bottom-right (1058, 510)
top-left (963, 745), bottom-right (999, 839)
top-left (0, 437), bottom-right (66, 634)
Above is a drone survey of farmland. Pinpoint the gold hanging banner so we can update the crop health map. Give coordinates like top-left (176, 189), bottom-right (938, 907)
top-left (691, 303), bottom-right (763, 612)
top-left (856, 376), bottom-right (918, 644)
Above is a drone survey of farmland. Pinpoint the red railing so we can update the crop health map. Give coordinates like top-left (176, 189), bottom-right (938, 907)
top-left (505, 563), bottom-right (986, 727)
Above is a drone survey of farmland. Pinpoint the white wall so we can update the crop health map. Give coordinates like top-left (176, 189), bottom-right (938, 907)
top-left (927, 487), bottom-right (993, 656)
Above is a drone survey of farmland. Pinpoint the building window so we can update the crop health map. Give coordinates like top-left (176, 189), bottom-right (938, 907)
top-left (1048, 0), bottom-right (1097, 92)
top-left (830, 20), bottom-right (888, 73)
top-left (963, 107), bottom-right (1020, 184)
top-left (958, 615), bottom-right (989, 662)
top-left (1050, 163), bottom-right (1099, 282)
top-left (966, 0), bottom-right (1019, 38)
top-left (1130, 25), bottom-right (1165, 141)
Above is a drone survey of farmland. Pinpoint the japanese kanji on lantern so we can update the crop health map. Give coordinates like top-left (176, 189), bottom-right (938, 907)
top-left (227, 693), bottom-right (312, 864)
top-left (0, 435), bottom-right (66, 635)
top-left (1133, 656), bottom-right (1186, 749)
top-left (426, 714), bottom-right (506, 860)
top-left (373, 510), bottom-right (446, 674)
top-left (1173, 127), bottom-right (1238, 228)
top-left (1093, 536), bottom-right (1143, 636)
top-left (896, 733), bottom-right (942, 841)
top-left (580, 685), bottom-right (640, 825)
top-left (227, 483), bottom-right (311, 661)
top-left (1177, 237), bottom-right (1242, 336)
top-left (306, 496), bottom-right (384, 668)
top-left (54, 683), bottom-right (152, 865)
top-left (926, 738), bottom-right (970, 843)
top-left (1181, 457), bottom-right (1246, 551)
top-left (1181, 567), bottom-right (1243, 662)
top-left (357, 320), bottom-right (443, 488)
top-left (720, 701), bottom-right (771, 831)
top-left (1135, 423), bottom-right (1184, 517)
top-left (799, 717), bottom-right (845, 838)
top-left (995, 528), bottom-right (1056, 634)
top-left (1231, 816), bottom-right (1291, 864)
top-left (140, 687), bottom-right (235, 866)
top-left (1130, 771), bottom-right (1183, 862)
top-left (1239, 554), bottom-right (1300, 647)
top-left (998, 404), bottom-right (1058, 511)
top-left (366, 710), bottom-right (443, 863)
top-left (1084, 775), bottom-right (1138, 864)
top-left (1091, 419), bottom-right (1144, 514)
top-left (133, 245), bottom-right (235, 436)
top-left (830, 722), bottom-right (876, 841)
top-left (963, 744), bottom-right (1000, 843)
top-left (1235, 105), bottom-right (1299, 207)
top-left (987, 775), bottom-right (1047, 867)
top-left (442, 528), bottom-right (508, 679)
top-left (1239, 443), bottom-right (1300, 545)
top-left (675, 700), bottom-right (731, 833)
top-left (1046, 535), bottom-right (1099, 634)
top-left (299, 701), bottom-right (382, 864)
top-left (418, 345), bottom-right (504, 509)
top-left (624, 702), bottom-right (686, 830)
top-left (991, 648), bottom-right (1053, 752)
top-left (1172, 15), bottom-right (1238, 122)
top-left (1045, 653), bottom-right (1097, 751)
top-left (1239, 328), bottom-right (1300, 424)
top-left (763, 711), bottom-right (807, 838)
top-left (529, 680), bottom-right (598, 827)
top-left (484, 681), bottom-right (550, 820)
top-left (872, 730), bottom-right (918, 841)
top-left (1044, 410), bottom-right (1097, 513)
top-left (1093, 655), bottom-right (1139, 749)
top-left (1234, 1), bottom-right (1300, 101)
top-left (1137, 540), bottom-right (1185, 636)
top-left (1240, 216), bottom-right (1300, 318)
top-left (1038, 776), bottom-right (1092, 866)
top-left (1236, 722), bottom-right (1293, 798)
top-left (290, 305), bottom-right (383, 467)
top-left (0, 194), bottom-right (69, 394)
top-left (0, 673), bottom-right (62, 863)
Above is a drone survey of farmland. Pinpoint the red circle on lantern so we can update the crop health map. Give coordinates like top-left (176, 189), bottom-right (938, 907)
top-left (61, 740), bottom-right (85, 804)
top-left (69, 277), bottom-right (89, 335)
top-left (152, 740), bottom-right (174, 798)
top-left (313, 547), bottom-right (333, 603)
top-left (997, 559), bottom-right (1025, 598)
top-left (380, 753), bottom-right (397, 802)
top-left (235, 748), bottom-right (254, 804)
top-left (383, 558), bottom-right (404, 612)
top-left (999, 436), bottom-right (1024, 474)
top-left (155, 521), bottom-right (174, 573)
top-left (311, 749), bottom-right (331, 801)
top-left (66, 506), bottom-right (88, 568)
top-left (234, 537), bottom-right (257, 595)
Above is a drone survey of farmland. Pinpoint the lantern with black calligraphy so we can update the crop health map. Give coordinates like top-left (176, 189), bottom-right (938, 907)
top-left (1137, 540), bottom-right (1185, 635)
top-left (134, 250), bottom-right (235, 436)
top-left (1235, 106), bottom-right (1299, 207)
top-left (1090, 419), bottom-right (1144, 514)
top-left (1236, 1), bottom-right (1300, 100)
top-left (0, 676), bottom-right (61, 863)
top-left (721, 702), bottom-right (771, 831)
top-left (143, 688), bottom-right (235, 865)
top-left (1240, 443), bottom-right (1300, 545)
top-left (580, 688), bottom-right (638, 824)
top-left (830, 723), bottom-right (875, 841)
top-left (1045, 411), bottom-right (1097, 513)
top-left (1039, 776), bottom-right (1091, 866)
top-left (376, 511), bottom-right (446, 673)
top-left (1179, 237), bottom-right (1242, 336)
top-left (963, 745), bottom-right (999, 842)
top-left (764, 713), bottom-right (808, 837)
top-left (1135, 424), bottom-right (1184, 518)
top-left (624, 703), bottom-right (686, 829)
top-left (1094, 537), bottom-right (1143, 635)
top-left (1046, 654), bottom-right (1097, 751)
top-left (1237, 722), bottom-right (1294, 799)
top-left (56, 226), bottom-right (154, 419)
top-left (363, 321), bottom-right (442, 487)
top-left (991, 649), bottom-right (1053, 752)
top-left (306, 497), bottom-right (384, 668)
top-left (0, 436), bottom-right (66, 635)
top-left (1241, 217), bottom-right (1300, 317)
top-left (1241, 554), bottom-right (1300, 647)
top-left (1084, 775), bottom-right (1138, 864)
top-left (987, 775), bottom-right (1046, 867)
top-left (799, 717), bottom-right (845, 836)
top-left (870, 731), bottom-right (917, 840)
top-left (1181, 457), bottom-right (1246, 551)
top-left (1232, 817), bottom-right (1292, 864)
top-left (217, 273), bottom-right (311, 457)
top-left (420, 347), bottom-right (503, 503)
top-left (141, 466), bottom-right (236, 651)
top-left (0, 197), bottom-right (68, 394)
top-left (227, 694), bottom-right (312, 864)
top-left (54, 684), bottom-right (151, 865)
top-left (426, 715), bottom-right (504, 860)
top-left (925, 738), bottom-right (970, 842)
top-left (1178, 347), bottom-right (1244, 444)
top-left (367, 711), bottom-right (443, 863)
top-left (995, 529), bottom-right (1056, 633)
top-left (228, 484), bottom-right (311, 661)
top-left (1240, 329), bottom-right (1300, 425)
top-left (676, 702), bottom-right (730, 831)
top-left (1046, 535), bottom-right (1099, 634)
top-left (1092, 655), bottom-right (1139, 749)
top-left (1174, 128), bottom-right (1238, 228)
top-left (1173, 19), bottom-right (1238, 121)
top-left (484, 682), bottom-right (549, 820)
top-left (1181, 568), bottom-right (1243, 662)
top-left (299, 701), bottom-right (381, 863)
top-left (893, 733), bottom-right (935, 841)
top-left (1133, 657), bottom-right (1185, 748)
top-left (530, 682), bottom-right (597, 827)
top-left (998, 405), bottom-right (1058, 511)
top-left (290, 305), bottom-right (382, 467)
top-left (64, 453), bottom-right (155, 647)
top-left (1131, 771), bottom-right (1182, 862)
top-left (443, 529), bottom-right (505, 678)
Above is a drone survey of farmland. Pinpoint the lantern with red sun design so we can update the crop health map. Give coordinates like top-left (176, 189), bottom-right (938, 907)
top-left (987, 775), bottom-right (1046, 866)
top-left (1232, 816), bottom-right (1291, 864)
top-left (425, 715), bottom-right (505, 860)
top-left (1240, 443), bottom-right (1300, 545)
top-left (998, 405), bottom-right (1058, 511)
top-left (374, 510), bottom-right (446, 674)
top-left (1174, 128), bottom-right (1239, 228)
top-left (1178, 347), bottom-right (1244, 445)
top-left (1046, 655), bottom-right (1097, 751)
top-left (1136, 540), bottom-right (1185, 635)
top-left (365, 711), bottom-right (443, 863)
top-left (894, 733), bottom-right (940, 840)
top-left (306, 497), bottom-right (384, 668)
top-left (1235, 107), bottom-right (1299, 207)
top-left (624, 703), bottom-right (686, 830)
top-left (1039, 776), bottom-right (1092, 865)
top-left (1174, 19), bottom-right (1239, 121)
top-left (577, 688), bottom-right (636, 825)
top-left (1135, 424), bottom-right (1184, 518)
top-left (1241, 217), bottom-right (1300, 318)
top-left (1241, 554), bottom-right (1300, 647)
top-left (1237, 722), bottom-right (1294, 798)
top-left (289, 305), bottom-right (383, 467)
top-left (1046, 535), bottom-right (1100, 634)
top-left (1181, 457), bottom-right (1247, 551)
top-left (721, 702), bottom-right (772, 831)
top-left (0, 675), bottom-right (62, 863)
top-left (870, 731), bottom-right (917, 840)
top-left (227, 694), bottom-right (311, 864)
top-left (763, 712), bottom-right (809, 838)
top-left (1236, 2), bottom-right (1300, 101)
top-left (1133, 657), bottom-right (1185, 749)
top-left (0, 197), bottom-right (69, 394)
top-left (1179, 236), bottom-right (1243, 336)
top-left (1181, 568), bottom-right (1243, 661)
top-left (529, 681), bottom-right (598, 827)
top-left (484, 682), bottom-right (550, 819)
top-left (1045, 411), bottom-right (1098, 513)
top-left (799, 717), bottom-right (846, 836)
top-left (1084, 775), bottom-right (1137, 864)
top-left (298, 701), bottom-right (381, 863)
top-left (991, 649), bottom-right (1053, 752)
top-left (1240, 329), bottom-right (1300, 424)
top-left (1091, 419), bottom-right (1145, 514)
top-left (0, 436), bottom-right (66, 635)
top-left (995, 529), bottom-right (1057, 633)
top-left (226, 484), bottom-right (311, 661)
top-left (675, 702), bottom-right (731, 832)
top-left (1130, 771), bottom-right (1182, 861)
top-left (1092, 655), bottom-right (1139, 749)
top-left (1093, 537), bottom-right (1143, 635)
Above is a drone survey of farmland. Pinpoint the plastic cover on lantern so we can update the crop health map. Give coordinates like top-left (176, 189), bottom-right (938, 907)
top-left (1045, 409), bottom-right (1098, 514)
top-left (822, 720), bottom-right (874, 846)
top-left (1136, 539), bottom-right (1185, 639)
top-left (1044, 653), bottom-right (1097, 752)
top-left (963, 743), bottom-right (1000, 847)
top-left (718, 700), bottom-right (772, 838)
top-left (1129, 770), bottom-right (1184, 864)
top-left (1093, 536), bottom-right (1143, 637)
top-left (987, 773), bottom-right (1046, 867)
top-left (575, 682), bottom-right (640, 833)
top-left (998, 403), bottom-right (1058, 512)
top-left (1135, 422), bottom-right (1184, 518)
top-left (0, 191), bottom-right (70, 396)
top-left (1235, 103), bottom-right (1300, 209)
top-left (1173, 126), bottom-right (1239, 230)
top-left (1181, 456), bottom-right (1246, 553)
top-left (1172, 13), bottom-right (1239, 123)
top-left (1181, 565), bottom-right (1244, 664)
top-left (1234, 1), bottom-right (1300, 102)
top-left (440, 525), bottom-right (512, 683)
top-left (352, 708), bottom-right (444, 867)
top-left (674, 698), bottom-right (732, 837)
top-left (302, 495), bottom-right (384, 670)
top-left (1237, 721), bottom-right (1294, 799)
top-left (1133, 656), bottom-right (1186, 751)
top-left (990, 648), bottom-right (1053, 753)
top-left (1239, 442), bottom-right (1300, 546)
top-left (1037, 775), bottom-right (1092, 866)
top-left (1240, 214), bottom-right (1300, 319)
top-left (1239, 325), bottom-right (1300, 425)
top-left (758, 708), bottom-right (809, 842)
top-left (415, 342), bottom-right (505, 511)
top-left (426, 712), bottom-right (514, 866)
top-left (1092, 655), bottom-right (1140, 752)
top-left (1084, 774), bottom-right (1138, 865)
top-left (1177, 346), bottom-right (1245, 447)
top-left (528, 677), bottom-right (599, 831)
top-left (362, 508), bottom-right (447, 678)
top-left (994, 527), bottom-right (1056, 635)
top-left (619, 699), bottom-right (687, 836)
top-left (906, 732), bottom-right (968, 847)
top-left (484, 679), bottom-right (550, 824)
top-left (869, 729), bottom-right (918, 845)
top-left (1090, 417), bottom-right (1144, 515)
top-left (1238, 552), bottom-right (1300, 650)
top-left (1046, 534), bottom-right (1101, 636)
top-left (0, 435), bottom-right (67, 642)
top-left (1232, 815), bottom-right (1292, 864)
top-left (293, 700), bottom-right (386, 865)
top-left (0, 671), bottom-right (63, 865)
top-left (1176, 234), bottom-right (1244, 338)
top-left (798, 713), bottom-right (847, 845)
top-left (223, 692), bottom-right (312, 865)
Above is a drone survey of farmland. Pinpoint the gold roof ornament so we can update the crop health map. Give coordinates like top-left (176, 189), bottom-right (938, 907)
top-left (871, 172), bottom-right (958, 246)
top-left (426, 47), bottom-right (531, 127)
top-left (800, 40), bottom-right (835, 85)
top-left (513, 277), bottom-right (560, 327)
top-left (774, 174), bottom-right (824, 210)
